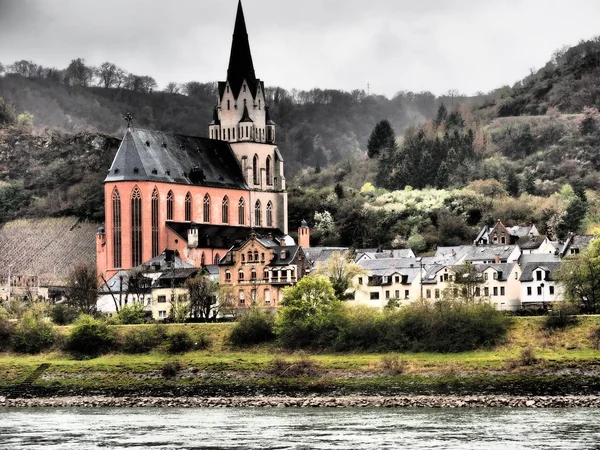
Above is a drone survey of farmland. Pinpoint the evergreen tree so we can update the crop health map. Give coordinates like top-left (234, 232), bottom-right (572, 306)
top-left (367, 119), bottom-right (396, 158)
top-left (334, 182), bottom-right (344, 199)
top-left (433, 103), bottom-right (448, 128)
top-left (522, 171), bottom-right (536, 194)
top-left (505, 170), bottom-right (520, 197)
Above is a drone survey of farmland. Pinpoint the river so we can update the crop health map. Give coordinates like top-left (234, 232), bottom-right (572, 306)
top-left (1, 407), bottom-right (600, 449)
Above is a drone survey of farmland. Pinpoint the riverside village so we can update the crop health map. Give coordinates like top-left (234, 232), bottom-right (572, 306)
top-left (4, 1), bottom-right (600, 431)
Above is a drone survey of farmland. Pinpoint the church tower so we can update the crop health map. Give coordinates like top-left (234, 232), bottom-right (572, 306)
top-left (210, 0), bottom-right (287, 234)
top-left (209, 0), bottom-right (273, 145)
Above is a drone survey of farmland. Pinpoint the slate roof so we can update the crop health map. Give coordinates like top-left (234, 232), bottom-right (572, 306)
top-left (157, 268), bottom-right (199, 281)
top-left (0, 217), bottom-right (97, 285)
top-left (519, 262), bottom-right (563, 282)
top-left (518, 253), bottom-right (560, 265)
top-left (166, 222), bottom-right (283, 249)
top-left (476, 263), bottom-right (516, 281)
top-left (105, 129), bottom-right (247, 189)
top-left (560, 235), bottom-right (595, 257)
top-left (518, 235), bottom-right (548, 250)
top-left (462, 245), bottom-right (519, 262)
top-left (359, 258), bottom-right (423, 271)
top-left (303, 247), bottom-right (349, 265)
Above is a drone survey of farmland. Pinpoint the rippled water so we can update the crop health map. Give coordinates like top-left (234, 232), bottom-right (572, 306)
top-left (1, 407), bottom-right (600, 449)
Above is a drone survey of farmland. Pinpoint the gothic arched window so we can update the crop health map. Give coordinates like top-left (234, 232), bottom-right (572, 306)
top-left (131, 186), bottom-right (143, 267)
top-left (151, 188), bottom-right (159, 258)
top-left (222, 196), bottom-right (229, 224)
top-left (185, 192), bottom-right (192, 221)
top-left (238, 197), bottom-right (245, 225)
top-left (112, 188), bottom-right (122, 268)
top-left (266, 156), bottom-right (272, 185)
top-left (166, 190), bottom-right (174, 220)
top-left (253, 154), bottom-right (259, 185)
top-left (201, 252), bottom-right (206, 266)
top-left (214, 253), bottom-right (221, 265)
top-left (254, 200), bottom-right (262, 227)
top-left (203, 194), bottom-right (211, 223)
top-left (266, 201), bottom-right (273, 227)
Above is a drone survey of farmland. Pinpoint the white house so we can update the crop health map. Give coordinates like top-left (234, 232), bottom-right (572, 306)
top-left (519, 262), bottom-right (563, 307)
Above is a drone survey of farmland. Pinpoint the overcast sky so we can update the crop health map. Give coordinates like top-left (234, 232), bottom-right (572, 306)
top-left (1, 0), bottom-right (599, 97)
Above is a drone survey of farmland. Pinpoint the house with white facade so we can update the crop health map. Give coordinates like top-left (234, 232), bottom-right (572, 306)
top-left (519, 262), bottom-right (563, 308)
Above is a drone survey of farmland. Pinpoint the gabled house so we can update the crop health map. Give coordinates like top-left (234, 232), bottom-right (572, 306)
top-left (218, 231), bottom-right (311, 309)
top-left (519, 262), bottom-right (563, 307)
top-left (474, 220), bottom-right (539, 246)
top-left (351, 259), bottom-right (423, 309)
top-left (560, 235), bottom-right (595, 258)
top-left (476, 263), bottom-right (521, 311)
top-left (519, 236), bottom-right (558, 255)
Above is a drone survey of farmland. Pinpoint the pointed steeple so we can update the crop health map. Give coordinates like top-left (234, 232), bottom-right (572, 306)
top-left (227, 0), bottom-right (258, 98)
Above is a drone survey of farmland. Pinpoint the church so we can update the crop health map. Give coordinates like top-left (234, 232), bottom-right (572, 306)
top-left (96, 1), bottom-right (289, 281)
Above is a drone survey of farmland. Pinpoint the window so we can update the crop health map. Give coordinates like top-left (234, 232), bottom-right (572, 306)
top-left (537, 286), bottom-right (543, 296)
top-left (203, 194), bottom-right (211, 222)
top-left (238, 198), bottom-right (245, 225)
top-left (426, 289), bottom-right (431, 299)
top-left (493, 287), bottom-right (498, 296)
top-left (385, 290), bottom-right (390, 299)
top-left (263, 270), bottom-right (269, 279)
top-left (484, 273), bottom-right (488, 281)
top-left (201, 252), bottom-right (205, 266)
top-left (484, 287), bottom-right (489, 296)
top-left (264, 289), bottom-right (271, 305)
top-left (251, 269), bottom-right (257, 280)
top-left (475, 287), bottom-right (481, 297)
top-left (214, 253), bottom-right (221, 265)
top-left (254, 200), bottom-right (262, 227)
top-left (159, 311), bottom-right (167, 319)
top-left (166, 190), bottom-right (174, 220)
top-left (536, 271), bottom-right (543, 281)
top-left (493, 272), bottom-right (498, 280)
top-left (435, 289), bottom-right (440, 299)
top-left (404, 290), bottom-right (409, 299)
top-left (501, 236), bottom-right (506, 244)
top-left (515, 272), bottom-right (518, 280)
top-left (185, 192), bottom-right (192, 221)
top-left (259, 99), bottom-right (261, 110)
top-left (225, 270), bottom-right (231, 281)
top-left (244, 98), bottom-right (247, 107)
top-left (370, 292), bottom-right (380, 300)
top-left (112, 188), bottom-right (122, 268)
top-left (238, 270), bottom-right (244, 281)
top-left (527, 287), bottom-right (532, 296)
top-left (243, 84), bottom-right (246, 92)
top-left (248, 251), bottom-right (253, 262)
top-left (266, 156), bottom-right (272, 185)
top-left (253, 154), bottom-right (259, 185)
top-left (358, 277), bottom-right (363, 285)
top-left (227, 99), bottom-right (230, 110)
top-left (239, 291), bottom-right (245, 306)
top-left (151, 188), bottom-right (159, 258)
top-left (131, 186), bottom-right (143, 267)
top-left (222, 196), bottom-right (229, 223)
top-left (241, 254), bottom-right (245, 263)
top-left (549, 285), bottom-right (555, 295)
top-left (158, 295), bottom-right (167, 303)
top-left (266, 202), bottom-right (273, 227)
top-left (500, 287), bottom-right (505, 296)
top-left (254, 250), bottom-right (259, 261)
top-left (261, 253), bottom-right (265, 262)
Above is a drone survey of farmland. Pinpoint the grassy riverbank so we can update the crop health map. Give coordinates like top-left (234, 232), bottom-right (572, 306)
top-left (1, 316), bottom-right (599, 397)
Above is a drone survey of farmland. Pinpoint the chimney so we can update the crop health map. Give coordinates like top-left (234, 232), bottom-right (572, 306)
top-left (494, 254), bottom-right (501, 264)
top-left (298, 219), bottom-right (310, 249)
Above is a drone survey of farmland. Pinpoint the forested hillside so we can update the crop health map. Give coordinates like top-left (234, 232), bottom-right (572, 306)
top-left (2, 37), bottom-right (600, 250)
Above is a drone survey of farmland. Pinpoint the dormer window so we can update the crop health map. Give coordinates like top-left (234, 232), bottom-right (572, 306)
top-left (280, 250), bottom-right (288, 260)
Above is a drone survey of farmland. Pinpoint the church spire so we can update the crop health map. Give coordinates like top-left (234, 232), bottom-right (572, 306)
top-left (227, 0), bottom-right (257, 98)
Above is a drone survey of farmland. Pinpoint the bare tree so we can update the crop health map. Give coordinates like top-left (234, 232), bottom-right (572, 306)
top-left (65, 58), bottom-right (93, 87)
top-left (164, 82), bottom-right (181, 94)
top-left (66, 262), bottom-right (98, 315)
top-left (8, 60), bottom-right (39, 78)
top-left (97, 62), bottom-right (123, 88)
top-left (185, 273), bottom-right (219, 320)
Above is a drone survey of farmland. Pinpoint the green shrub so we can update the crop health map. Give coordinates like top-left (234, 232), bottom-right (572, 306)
top-left (121, 325), bottom-right (166, 354)
top-left (166, 330), bottom-right (194, 354)
top-left (229, 310), bottom-right (276, 347)
top-left (67, 315), bottom-right (115, 356)
top-left (276, 275), bottom-right (344, 349)
top-left (161, 360), bottom-right (182, 379)
top-left (50, 304), bottom-right (79, 325)
top-left (10, 311), bottom-right (55, 354)
top-left (117, 303), bottom-right (146, 325)
top-left (543, 303), bottom-right (579, 331)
